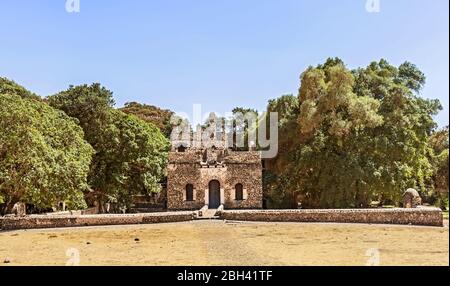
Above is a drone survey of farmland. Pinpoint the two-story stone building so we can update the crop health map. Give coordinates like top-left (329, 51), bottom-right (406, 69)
top-left (166, 115), bottom-right (263, 210)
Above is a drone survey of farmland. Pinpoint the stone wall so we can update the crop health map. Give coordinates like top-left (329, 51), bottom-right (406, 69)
top-left (169, 150), bottom-right (202, 163)
top-left (167, 150), bottom-right (263, 210)
top-left (1, 208), bottom-right (444, 230)
top-left (218, 208), bottom-right (444, 227)
top-left (225, 151), bottom-right (261, 163)
top-left (224, 163), bottom-right (262, 209)
top-left (167, 162), bottom-right (204, 210)
top-left (0, 212), bottom-right (195, 231)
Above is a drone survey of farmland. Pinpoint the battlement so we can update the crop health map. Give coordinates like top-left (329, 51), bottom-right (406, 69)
top-left (169, 149), bottom-right (261, 165)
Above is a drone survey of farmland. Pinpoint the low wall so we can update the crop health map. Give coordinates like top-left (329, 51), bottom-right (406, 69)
top-left (1, 208), bottom-right (444, 230)
top-left (218, 208), bottom-right (444, 227)
top-left (0, 212), bottom-right (195, 231)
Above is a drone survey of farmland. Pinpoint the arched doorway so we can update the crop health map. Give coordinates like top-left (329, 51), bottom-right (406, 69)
top-left (208, 180), bottom-right (221, 208)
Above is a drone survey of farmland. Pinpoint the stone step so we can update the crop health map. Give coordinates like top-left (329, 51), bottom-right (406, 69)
top-left (196, 208), bottom-right (220, 220)
top-left (195, 215), bottom-right (220, 220)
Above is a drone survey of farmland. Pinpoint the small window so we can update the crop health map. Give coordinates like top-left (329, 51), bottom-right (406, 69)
top-left (186, 184), bottom-right (194, 201)
top-left (177, 145), bottom-right (187, 152)
top-left (235, 184), bottom-right (243, 201)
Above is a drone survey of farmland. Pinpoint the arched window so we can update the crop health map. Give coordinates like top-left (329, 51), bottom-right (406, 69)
top-left (177, 145), bottom-right (187, 153)
top-left (186, 184), bottom-right (194, 201)
top-left (235, 183), bottom-right (243, 201)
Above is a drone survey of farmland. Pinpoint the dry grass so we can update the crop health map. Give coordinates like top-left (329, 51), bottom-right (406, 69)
top-left (0, 220), bottom-right (448, 266)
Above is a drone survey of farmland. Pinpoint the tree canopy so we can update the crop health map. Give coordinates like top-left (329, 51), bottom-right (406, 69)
top-left (0, 84), bottom-right (93, 214)
top-left (120, 102), bottom-right (174, 138)
top-left (264, 58), bottom-right (442, 209)
top-left (427, 126), bottom-right (449, 208)
top-left (48, 84), bottom-right (169, 211)
top-left (0, 77), bottom-right (41, 100)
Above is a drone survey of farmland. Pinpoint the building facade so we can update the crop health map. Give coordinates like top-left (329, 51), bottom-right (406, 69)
top-left (166, 114), bottom-right (263, 210)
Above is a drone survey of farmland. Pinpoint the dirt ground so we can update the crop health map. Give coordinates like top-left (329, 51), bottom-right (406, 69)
top-left (0, 220), bottom-right (448, 266)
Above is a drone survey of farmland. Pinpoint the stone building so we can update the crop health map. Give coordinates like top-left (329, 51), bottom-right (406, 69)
top-left (167, 114), bottom-right (263, 210)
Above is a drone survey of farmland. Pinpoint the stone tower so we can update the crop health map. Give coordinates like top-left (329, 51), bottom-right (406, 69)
top-left (166, 114), bottom-right (263, 210)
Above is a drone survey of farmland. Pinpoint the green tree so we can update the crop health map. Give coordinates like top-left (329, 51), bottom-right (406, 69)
top-left (0, 77), bottom-right (41, 100)
top-left (265, 58), bottom-right (441, 209)
top-left (353, 59), bottom-right (440, 204)
top-left (267, 95), bottom-right (299, 129)
top-left (120, 102), bottom-right (174, 138)
top-left (263, 95), bottom-right (301, 208)
top-left (47, 83), bottom-right (115, 144)
top-left (0, 89), bottom-right (93, 214)
top-left (89, 110), bottom-right (169, 209)
top-left (427, 126), bottom-right (449, 209)
top-left (48, 84), bottom-right (169, 211)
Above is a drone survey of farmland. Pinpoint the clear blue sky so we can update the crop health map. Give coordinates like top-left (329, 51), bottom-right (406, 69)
top-left (0, 0), bottom-right (448, 127)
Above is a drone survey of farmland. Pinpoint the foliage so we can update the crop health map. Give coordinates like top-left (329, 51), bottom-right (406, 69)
top-left (48, 84), bottom-right (169, 211)
top-left (120, 102), bottom-right (174, 138)
top-left (89, 110), bottom-right (169, 208)
top-left (426, 126), bottom-right (449, 209)
top-left (228, 107), bottom-right (259, 150)
top-left (0, 77), bottom-right (41, 100)
top-left (428, 126), bottom-right (449, 192)
top-left (47, 83), bottom-right (115, 143)
top-left (264, 58), bottom-right (442, 209)
top-left (232, 107), bottom-right (258, 116)
top-left (0, 89), bottom-right (93, 213)
top-left (267, 95), bottom-right (299, 129)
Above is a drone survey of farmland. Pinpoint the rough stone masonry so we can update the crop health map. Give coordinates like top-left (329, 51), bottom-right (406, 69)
top-left (0, 212), bottom-right (196, 230)
top-left (167, 149), bottom-right (263, 210)
top-left (218, 208), bottom-right (444, 227)
top-left (167, 113), bottom-right (263, 211)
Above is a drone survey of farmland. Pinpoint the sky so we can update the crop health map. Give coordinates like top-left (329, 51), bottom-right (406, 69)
top-left (0, 0), bottom-right (448, 127)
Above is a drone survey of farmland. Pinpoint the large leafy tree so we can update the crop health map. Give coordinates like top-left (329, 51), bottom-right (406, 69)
top-left (426, 126), bottom-right (449, 209)
top-left (0, 77), bottom-right (41, 100)
top-left (48, 84), bottom-right (169, 211)
top-left (89, 110), bottom-right (169, 209)
top-left (429, 126), bottom-right (449, 192)
top-left (120, 102), bottom-right (174, 138)
top-left (47, 83), bottom-right (115, 143)
top-left (352, 60), bottom-right (441, 205)
top-left (265, 58), bottom-right (442, 208)
top-left (263, 95), bottom-right (302, 207)
top-left (0, 84), bottom-right (93, 214)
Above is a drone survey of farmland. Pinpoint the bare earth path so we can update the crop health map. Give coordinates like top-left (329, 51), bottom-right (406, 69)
top-left (0, 220), bottom-right (448, 266)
